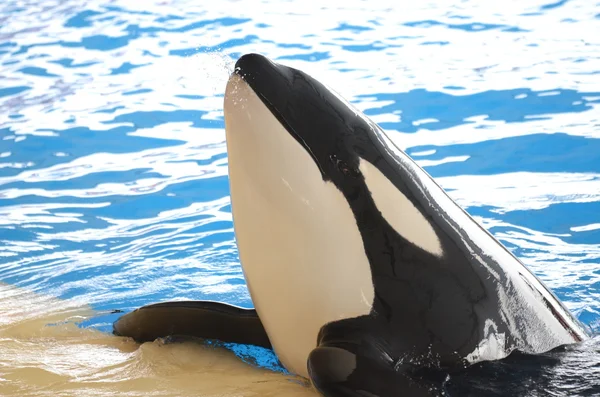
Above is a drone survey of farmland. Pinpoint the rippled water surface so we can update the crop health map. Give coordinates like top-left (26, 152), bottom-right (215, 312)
top-left (1, 0), bottom-right (599, 396)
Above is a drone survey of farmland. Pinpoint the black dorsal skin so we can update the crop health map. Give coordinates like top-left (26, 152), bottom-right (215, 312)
top-left (232, 53), bottom-right (589, 396)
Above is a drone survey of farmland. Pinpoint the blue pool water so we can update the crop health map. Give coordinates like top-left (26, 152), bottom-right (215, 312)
top-left (1, 0), bottom-right (599, 393)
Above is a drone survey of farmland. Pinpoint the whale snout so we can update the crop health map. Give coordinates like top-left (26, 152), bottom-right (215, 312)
top-left (233, 53), bottom-right (275, 80)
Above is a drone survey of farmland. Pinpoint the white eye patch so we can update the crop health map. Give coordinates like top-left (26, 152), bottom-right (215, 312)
top-left (359, 159), bottom-right (443, 257)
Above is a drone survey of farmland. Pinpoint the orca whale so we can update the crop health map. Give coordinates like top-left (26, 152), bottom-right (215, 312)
top-left (113, 53), bottom-right (590, 396)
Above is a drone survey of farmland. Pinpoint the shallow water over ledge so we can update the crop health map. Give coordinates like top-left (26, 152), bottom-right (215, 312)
top-left (0, 284), bottom-right (315, 396)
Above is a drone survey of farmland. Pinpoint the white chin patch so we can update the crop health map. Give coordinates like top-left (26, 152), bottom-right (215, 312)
top-left (359, 159), bottom-right (443, 257)
top-left (224, 74), bottom-right (375, 378)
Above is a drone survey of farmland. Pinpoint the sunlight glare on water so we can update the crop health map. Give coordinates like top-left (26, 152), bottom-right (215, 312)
top-left (0, 0), bottom-right (599, 396)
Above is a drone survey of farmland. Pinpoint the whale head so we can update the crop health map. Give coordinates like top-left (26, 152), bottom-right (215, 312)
top-left (222, 53), bottom-right (445, 377)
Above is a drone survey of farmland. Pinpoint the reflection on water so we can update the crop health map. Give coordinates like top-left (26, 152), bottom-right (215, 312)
top-left (0, 284), bottom-right (314, 397)
top-left (0, 0), bottom-right (599, 395)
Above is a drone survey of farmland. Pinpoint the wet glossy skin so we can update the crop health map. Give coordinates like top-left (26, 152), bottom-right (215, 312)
top-left (232, 53), bottom-right (589, 395)
top-left (115, 53), bottom-right (590, 397)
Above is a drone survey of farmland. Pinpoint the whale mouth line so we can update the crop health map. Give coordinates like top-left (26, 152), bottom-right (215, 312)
top-left (230, 65), bottom-right (326, 178)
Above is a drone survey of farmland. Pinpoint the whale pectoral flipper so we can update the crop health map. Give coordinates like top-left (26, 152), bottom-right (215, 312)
top-left (113, 300), bottom-right (271, 349)
top-left (307, 346), bottom-right (439, 397)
